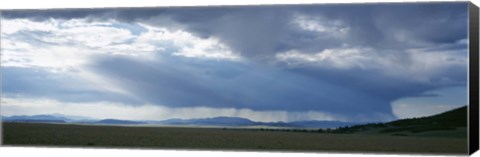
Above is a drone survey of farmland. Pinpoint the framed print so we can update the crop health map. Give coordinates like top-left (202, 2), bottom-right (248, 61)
top-left (1, 1), bottom-right (479, 156)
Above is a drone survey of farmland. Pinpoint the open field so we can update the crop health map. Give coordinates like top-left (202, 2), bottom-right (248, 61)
top-left (2, 122), bottom-right (467, 154)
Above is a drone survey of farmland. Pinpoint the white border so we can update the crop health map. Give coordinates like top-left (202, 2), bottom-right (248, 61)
top-left (0, 146), bottom-right (461, 157)
top-left (0, 0), bottom-right (479, 157)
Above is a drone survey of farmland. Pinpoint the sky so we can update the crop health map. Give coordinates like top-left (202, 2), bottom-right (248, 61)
top-left (0, 2), bottom-right (469, 123)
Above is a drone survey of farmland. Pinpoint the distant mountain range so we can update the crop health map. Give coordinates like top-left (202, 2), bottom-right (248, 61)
top-left (1, 114), bottom-right (358, 129)
top-left (158, 117), bottom-right (256, 126)
top-left (2, 106), bottom-right (467, 138)
top-left (95, 119), bottom-right (147, 125)
top-left (3, 114), bottom-right (71, 123)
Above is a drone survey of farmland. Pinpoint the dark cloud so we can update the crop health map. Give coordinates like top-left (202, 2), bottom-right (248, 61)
top-left (2, 2), bottom-right (468, 58)
top-left (87, 54), bottom-right (395, 121)
top-left (283, 63), bottom-right (467, 102)
top-left (161, 3), bottom-right (468, 57)
top-left (1, 8), bottom-right (111, 21)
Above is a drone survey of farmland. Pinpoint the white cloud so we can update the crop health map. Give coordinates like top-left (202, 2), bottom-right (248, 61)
top-left (51, 26), bottom-right (134, 47)
top-left (137, 24), bottom-right (242, 61)
top-left (391, 103), bottom-right (460, 119)
top-left (1, 19), bottom-right (140, 70)
top-left (276, 44), bottom-right (467, 83)
top-left (1, 97), bottom-right (345, 122)
top-left (1, 18), bottom-right (241, 70)
top-left (276, 48), bottom-right (374, 69)
top-left (390, 86), bottom-right (467, 119)
top-left (291, 14), bottom-right (350, 38)
top-left (1, 18), bottom-right (242, 96)
top-left (1, 18), bottom-right (58, 34)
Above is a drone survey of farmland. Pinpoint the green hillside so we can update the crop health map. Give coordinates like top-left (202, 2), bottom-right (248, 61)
top-left (334, 106), bottom-right (467, 138)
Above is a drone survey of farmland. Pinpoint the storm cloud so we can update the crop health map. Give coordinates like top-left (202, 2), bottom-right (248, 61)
top-left (1, 2), bottom-right (469, 122)
top-left (2, 3), bottom-right (468, 57)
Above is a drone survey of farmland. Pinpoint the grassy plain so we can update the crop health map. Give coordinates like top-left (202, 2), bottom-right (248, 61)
top-left (2, 122), bottom-right (467, 154)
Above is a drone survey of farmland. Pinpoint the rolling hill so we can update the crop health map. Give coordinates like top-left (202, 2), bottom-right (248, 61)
top-left (333, 106), bottom-right (468, 138)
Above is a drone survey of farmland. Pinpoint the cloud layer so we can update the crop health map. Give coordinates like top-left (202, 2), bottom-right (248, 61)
top-left (1, 2), bottom-right (469, 122)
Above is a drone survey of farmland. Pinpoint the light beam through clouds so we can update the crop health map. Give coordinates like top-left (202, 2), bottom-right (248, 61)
top-left (1, 2), bottom-right (469, 122)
